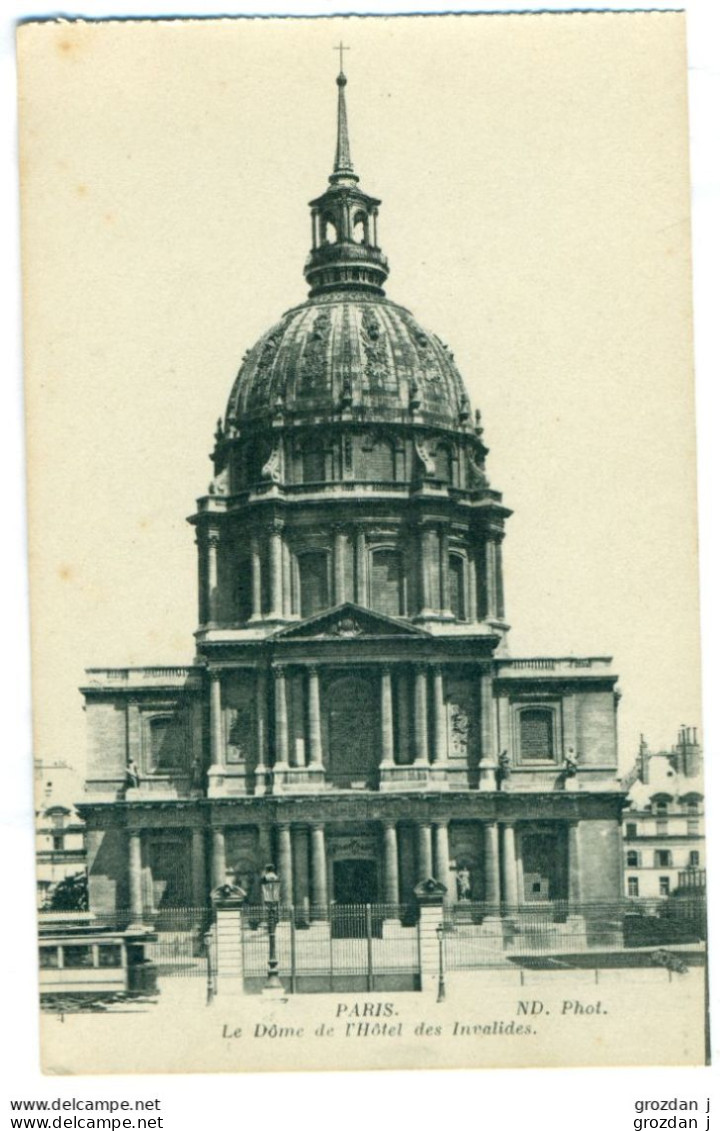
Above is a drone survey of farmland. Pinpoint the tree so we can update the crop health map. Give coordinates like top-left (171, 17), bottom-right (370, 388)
top-left (46, 871), bottom-right (88, 911)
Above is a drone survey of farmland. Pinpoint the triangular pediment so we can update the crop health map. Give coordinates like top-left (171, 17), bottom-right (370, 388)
top-left (273, 603), bottom-right (430, 641)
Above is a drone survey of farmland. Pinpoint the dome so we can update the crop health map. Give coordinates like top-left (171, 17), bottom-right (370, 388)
top-left (225, 291), bottom-right (471, 432)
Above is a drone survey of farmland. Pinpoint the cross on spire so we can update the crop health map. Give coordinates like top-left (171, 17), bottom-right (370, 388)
top-left (334, 40), bottom-right (349, 74)
top-left (332, 43), bottom-right (355, 179)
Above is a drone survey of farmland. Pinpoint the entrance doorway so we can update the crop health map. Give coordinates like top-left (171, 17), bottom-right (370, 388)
top-left (331, 859), bottom-right (381, 939)
top-left (333, 858), bottom-right (378, 904)
top-left (521, 832), bottom-right (560, 902)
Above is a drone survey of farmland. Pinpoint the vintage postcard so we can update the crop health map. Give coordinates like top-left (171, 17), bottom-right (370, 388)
top-left (18, 11), bottom-right (707, 1074)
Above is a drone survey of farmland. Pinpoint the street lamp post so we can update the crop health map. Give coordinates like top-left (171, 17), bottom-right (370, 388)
top-left (436, 921), bottom-right (446, 1003)
top-left (261, 865), bottom-right (282, 991)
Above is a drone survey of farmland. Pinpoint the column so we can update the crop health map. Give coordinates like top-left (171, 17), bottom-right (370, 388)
top-left (334, 527), bottom-right (346, 605)
top-left (355, 527), bottom-right (367, 605)
top-left (211, 828), bottom-right (227, 889)
top-left (128, 831), bottom-right (143, 920)
top-left (255, 669), bottom-right (268, 786)
top-left (413, 665), bottom-right (430, 765)
top-left (209, 669), bottom-right (224, 770)
top-left (432, 666), bottom-right (447, 765)
top-left (307, 666), bottom-right (323, 768)
top-left (382, 821), bottom-right (400, 905)
top-left (483, 822), bottom-right (501, 908)
top-left (310, 823), bottom-right (328, 914)
top-left (273, 666), bottom-right (289, 770)
top-left (269, 521), bottom-right (283, 619)
top-left (277, 823), bottom-right (293, 906)
top-left (434, 820), bottom-right (452, 896)
top-left (567, 822), bottom-right (582, 909)
top-left (501, 823), bottom-right (518, 909)
top-left (282, 539), bottom-right (292, 618)
top-left (250, 534), bottom-right (262, 619)
top-left (417, 526), bottom-right (434, 616)
top-left (195, 533), bottom-right (207, 625)
top-left (397, 673), bottom-right (411, 764)
top-left (257, 824), bottom-right (272, 872)
top-left (417, 822), bottom-right (433, 882)
top-left (438, 525), bottom-right (450, 615)
top-left (380, 667), bottom-right (395, 766)
top-left (495, 538), bottom-right (505, 620)
top-left (292, 827), bottom-right (310, 922)
top-left (207, 532), bottom-right (220, 623)
top-left (479, 669), bottom-right (497, 790)
top-left (191, 828), bottom-right (207, 907)
top-left (467, 546), bottom-right (478, 622)
top-left (485, 535), bottom-right (498, 620)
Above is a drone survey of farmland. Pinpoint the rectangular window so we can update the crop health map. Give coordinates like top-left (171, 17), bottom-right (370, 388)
top-left (97, 944), bottom-right (123, 968)
top-left (39, 947), bottom-right (60, 969)
top-left (689, 851), bottom-right (700, 867)
top-left (626, 822), bottom-right (637, 839)
top-left (52, 835), bottom-right (64, 851)
top-left (655, 850), bottom-right (672, 867)
top-left (656, 819), bottom-right (668, 836)
top-left (370, 549), bottom-right (403, 617)
top-left (627, 877), bottom-right (639, 897)
top-left (519, 709), bottom-right (554, 762)
top-left (147, 714), bottom-right (183, 773)
top-left (62, 945), bottom-right (94, 969)
top-left (688, 819), bottom-right (700, 836)
top-left (659, 876), bottom-right (670, 896)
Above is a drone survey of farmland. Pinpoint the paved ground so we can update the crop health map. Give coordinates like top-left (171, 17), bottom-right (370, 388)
top-left (40, 964), bottom-right (707, 1074)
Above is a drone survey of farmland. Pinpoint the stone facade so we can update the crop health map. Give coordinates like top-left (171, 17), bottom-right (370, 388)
top-left (623, 727), bottom-right (704, 899)
top-left (78, 66), bottom-right (626, 922)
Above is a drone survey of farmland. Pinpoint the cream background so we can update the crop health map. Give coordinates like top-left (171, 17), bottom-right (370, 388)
top-left (19, 12), bottom-right (699, 781)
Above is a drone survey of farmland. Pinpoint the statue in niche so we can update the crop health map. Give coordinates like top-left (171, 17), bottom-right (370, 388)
top-left (227, 705), bottom-right (253, 763)
top-left (190, 756), bottom-right (204, 791)
top-left (449, 702), bottom-right (470, 757)
top-left (456, 864), bottom-right (472, 902)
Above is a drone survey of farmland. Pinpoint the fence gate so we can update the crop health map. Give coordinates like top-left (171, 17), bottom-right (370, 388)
top-left (240, 904), bottom-right (420, 993)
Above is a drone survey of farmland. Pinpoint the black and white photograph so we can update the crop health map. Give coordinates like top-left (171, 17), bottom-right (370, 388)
top-left (16, 10), bottom-right (708, 1075)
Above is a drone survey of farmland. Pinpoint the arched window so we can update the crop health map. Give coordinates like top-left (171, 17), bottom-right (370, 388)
top-left (434, 443), bottom-right (453, 484)
top-left (302, 444), bottom-right (326, 484)
top-left (298, 551), bottom-right (329, 618)
top-left (359, 436), bottom-right (394, 481)
top-left (321, 216), bottom-right (338, 245)
top-left (147, 715), bottom-right (181, 773)
top-left (236, 558), bottom-right (252, 623)
top-left (448, 555), bottom-right (466, 620)
top-left (519, 708), bottom-right (554, 762)
top-left (627, 850), bottom-right (641, 868)
top-left (370, 548), bottom-right (403, 617)
top-left (353, 211), bottom-right (369, 244)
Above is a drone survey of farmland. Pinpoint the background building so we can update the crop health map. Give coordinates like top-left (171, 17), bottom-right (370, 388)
top-left (623, 726), bottom-right (704, 900)
top-left (34, 760), bottom-right (86, 908)
top-left (77, 67), bottom-right (626, 927)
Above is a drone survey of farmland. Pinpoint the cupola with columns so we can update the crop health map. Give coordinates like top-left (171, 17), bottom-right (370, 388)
top-left (191, 61), bottom-right (511, 648)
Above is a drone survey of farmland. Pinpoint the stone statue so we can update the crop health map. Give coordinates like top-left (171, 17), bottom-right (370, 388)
top-left (125, 758), bottom-right (140, 789)
top-left (496, 749), bottom-right (511, 788)
top-left (456, 865), bottom-right (472, 902)
top-left (563, 748), bottom-right (578, 777)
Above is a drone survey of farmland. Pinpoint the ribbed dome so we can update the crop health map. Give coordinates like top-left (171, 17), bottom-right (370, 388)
top-left (225, 292), bottom-right (471, 431)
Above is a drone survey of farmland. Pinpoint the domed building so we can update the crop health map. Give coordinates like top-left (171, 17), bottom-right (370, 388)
top-left (79, 67), bottom-right (625, 960)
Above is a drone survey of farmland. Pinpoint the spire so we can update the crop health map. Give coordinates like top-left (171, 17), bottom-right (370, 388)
top-left (304, 53), bottom-right (389, 297)
top-left (331, 45), bottom-right (358, 185)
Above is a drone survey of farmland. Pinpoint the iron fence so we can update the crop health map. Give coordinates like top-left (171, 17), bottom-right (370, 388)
top-left (240, 903), bottom-right (420, 993)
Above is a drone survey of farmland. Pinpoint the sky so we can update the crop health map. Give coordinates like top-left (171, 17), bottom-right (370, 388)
top-left (18, 11), bottom-right (701, 777)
